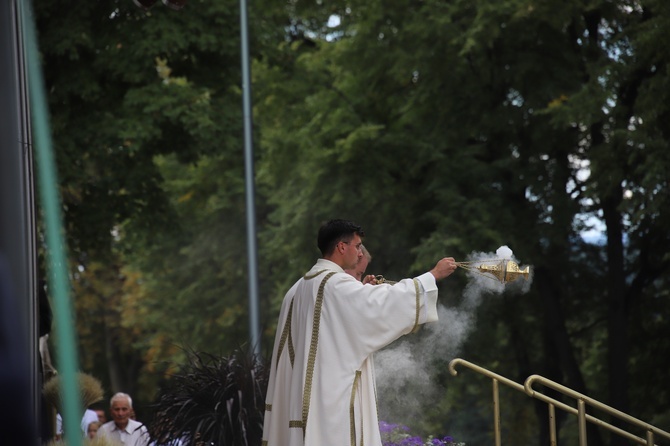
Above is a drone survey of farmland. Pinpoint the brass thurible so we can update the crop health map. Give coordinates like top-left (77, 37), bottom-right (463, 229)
top-left (456, 258), bottom-right (530, 284)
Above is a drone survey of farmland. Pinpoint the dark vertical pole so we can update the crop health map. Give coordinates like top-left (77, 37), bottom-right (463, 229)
top-left (0, 0), bottom-right (38, 443)
top-left (16, 0), bottom-right (39, 437)
top-left (239, 0), bottom-right (261, 356)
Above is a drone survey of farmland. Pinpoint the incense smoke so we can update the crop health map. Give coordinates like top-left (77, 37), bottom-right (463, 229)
top-left (375, 245), bottom-right (533, 425)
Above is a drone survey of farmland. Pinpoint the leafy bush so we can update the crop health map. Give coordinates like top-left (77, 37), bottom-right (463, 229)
top-left (147, 348), bottom-right (268, 446)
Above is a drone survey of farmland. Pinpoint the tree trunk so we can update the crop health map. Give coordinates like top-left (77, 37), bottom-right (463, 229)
top-left (104, 314), bottom-right (124, 394)
top-left (602, 192), bottom-right (629, 446)
top-left (536, 266), bottom-right (604, 446)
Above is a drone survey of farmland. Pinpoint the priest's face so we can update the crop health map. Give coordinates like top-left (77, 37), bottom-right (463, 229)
top-left (341, 234), bottom-right (363, 270)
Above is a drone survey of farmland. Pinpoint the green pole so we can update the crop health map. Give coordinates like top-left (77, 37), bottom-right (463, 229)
top-left (19, 2), bottom-right (83, 445)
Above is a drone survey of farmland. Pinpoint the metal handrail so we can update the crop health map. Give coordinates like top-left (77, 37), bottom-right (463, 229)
top-left (525, 374), bottom-right (670, 446)
top-left (449, 358), bottom-right (670, 446)
top-left (449, 358), bottom-right (525, 446)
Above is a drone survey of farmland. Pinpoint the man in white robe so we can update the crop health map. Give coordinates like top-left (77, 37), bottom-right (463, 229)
top-left (262, 219), bottom-right (457, 446)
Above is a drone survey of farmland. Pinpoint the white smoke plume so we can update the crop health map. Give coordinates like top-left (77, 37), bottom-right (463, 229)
top-left (375, 245), bottom-right (532, 424)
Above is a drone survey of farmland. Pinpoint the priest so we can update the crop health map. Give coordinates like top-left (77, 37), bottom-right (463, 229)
top-left (262, 219), bottom-right (457, 446)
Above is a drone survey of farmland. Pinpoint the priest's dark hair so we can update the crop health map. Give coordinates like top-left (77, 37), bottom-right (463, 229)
top-left (317, 219), bottom-right (365, 256)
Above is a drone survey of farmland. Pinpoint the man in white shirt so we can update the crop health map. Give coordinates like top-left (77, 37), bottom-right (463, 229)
top-left (97, 392), bottom-right (149, 445)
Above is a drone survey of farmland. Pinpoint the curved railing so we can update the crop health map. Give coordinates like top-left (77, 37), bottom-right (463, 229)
top-left (449, 358), bottom-right (670, 446)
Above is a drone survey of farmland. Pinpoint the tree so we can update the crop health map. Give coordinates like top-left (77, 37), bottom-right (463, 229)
top-left (34, 0), bottom-right (260, 408)
top-left (253, 0), bottom-right (670, 444)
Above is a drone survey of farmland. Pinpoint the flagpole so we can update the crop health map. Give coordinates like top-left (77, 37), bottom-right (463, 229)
top-left (239, 0), bottom-right (261, 357)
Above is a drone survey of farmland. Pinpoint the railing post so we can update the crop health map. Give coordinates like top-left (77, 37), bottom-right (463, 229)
top-left (493, 378), bottom-right (501, 446)
top-left (646, 430), bottom-right (654, 445)
top-left (549, 403), bottom-right (557, 446)
top-left (578, 399), bottom-right (588, 446)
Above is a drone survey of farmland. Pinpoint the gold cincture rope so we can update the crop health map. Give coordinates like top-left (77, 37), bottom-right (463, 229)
top-left (455, 259), bottom-right (506, 282)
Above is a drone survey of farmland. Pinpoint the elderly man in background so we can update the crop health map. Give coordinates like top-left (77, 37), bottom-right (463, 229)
top-left (97, 392), bottom-right (149, 445)
top-left (344, 244), bottom-right (376, 283)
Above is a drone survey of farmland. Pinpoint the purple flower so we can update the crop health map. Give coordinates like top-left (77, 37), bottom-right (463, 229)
top-left (379, 421), bottom-right (396, 433)
top-left (431, 437), bottom-right (456, 446)
top-left (380, 421), bottom-right (409, 433)
top-left (379, 420), bottom-right (462, 446)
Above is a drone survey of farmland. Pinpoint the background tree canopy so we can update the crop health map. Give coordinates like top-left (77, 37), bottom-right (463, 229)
top-left (35, 0), bottom-right (670, 444)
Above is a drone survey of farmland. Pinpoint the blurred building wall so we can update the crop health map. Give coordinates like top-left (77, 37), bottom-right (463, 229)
top-left (0, 0), bottom-right (39, 443)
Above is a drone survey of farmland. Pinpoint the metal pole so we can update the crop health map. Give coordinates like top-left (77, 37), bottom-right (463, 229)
top-left (492, 378), bottom-right (501, 446)
top-left (239, 0), bottom-right (261, 357)
top-left (20, 2), bottom-right (83, 445)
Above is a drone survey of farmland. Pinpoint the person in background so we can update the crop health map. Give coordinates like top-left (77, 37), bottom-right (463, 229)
top-left (82, 408), bottom-right (99, 437)
top-left (87, 421), bottom-right (100, 439)
top-left (97, 392), bottom-right (149, 446)
top-left (343, 244), bottom-right (376, 283)
top-left (93, 406), bottom-right (107, 424)
top-left (37, 279), bottom-right (56, 441)
top-left (55, 407), bottom-right (101, 439)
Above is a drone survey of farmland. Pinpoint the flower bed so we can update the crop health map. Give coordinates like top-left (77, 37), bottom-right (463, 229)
top-left (380, 421), bottom-right (465, 446)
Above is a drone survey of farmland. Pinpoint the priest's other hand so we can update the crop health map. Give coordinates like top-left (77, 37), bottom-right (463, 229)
top-left (430, 257), bottom-right (457, 281)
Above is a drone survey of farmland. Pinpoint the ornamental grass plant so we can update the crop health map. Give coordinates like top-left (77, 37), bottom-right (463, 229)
top-left (42, 372), bottom-right (104, 414)
top-left (44, 437), bottom-right (116, 446)
top-left (147, 347), bottom-right (269, 446)
top-left (42, 371), bottom-right (105, 443)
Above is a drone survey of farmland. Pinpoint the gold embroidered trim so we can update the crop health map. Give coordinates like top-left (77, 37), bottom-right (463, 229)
top-left (411, 278), bottom-right (421, 333)
top-left (289, 420), bottom-right (304, 428)
top-left (303, 269), bottom-right (328, 280)
top-left (265, 403), bottom-right (272, 411)
top-left (288, 323), bottom-right (295, 366)
top-left (301, 271), bottom-right (336, 440)
top-left (350, 370), bottom-right (362, 446)
top-left (276, 296), bottom-right (296, 368)
top-left (374, 368), bottom-right (379, 430)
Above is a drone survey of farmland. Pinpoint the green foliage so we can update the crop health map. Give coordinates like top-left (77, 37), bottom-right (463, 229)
top-left (147, 348), bottom-right (268, 446)
top-left (34, 0), bottom-right (264, 406)
top-left (120, 152), bottom-right (252, 368)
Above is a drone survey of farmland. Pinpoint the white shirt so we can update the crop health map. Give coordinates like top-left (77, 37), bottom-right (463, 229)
top-left (97, 418), bottom-right (150, 445)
